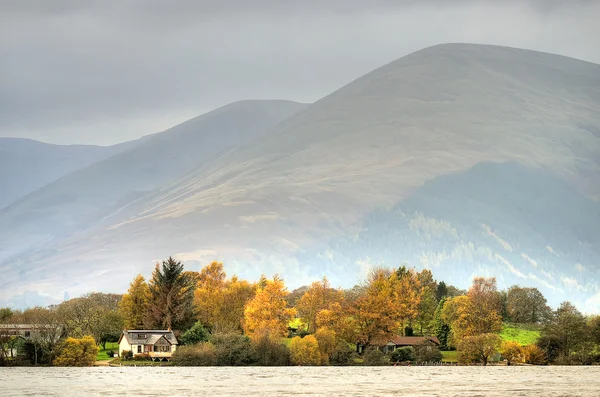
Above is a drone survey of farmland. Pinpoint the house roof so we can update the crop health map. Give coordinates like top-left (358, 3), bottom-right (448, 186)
top-left (371, 336), bottom-right (440, 347)
top-left (118, 330), bottom-right (178, 345)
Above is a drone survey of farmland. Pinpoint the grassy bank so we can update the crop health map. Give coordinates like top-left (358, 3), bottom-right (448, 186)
top-left (500, 323), bottom-right (541, 346)
top-left (97, 342), bottom-right (119, 361)
top-left (441, 350), bottom-right (458, 363)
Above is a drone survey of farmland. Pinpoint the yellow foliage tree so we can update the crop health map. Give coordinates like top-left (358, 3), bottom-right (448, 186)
top-left (297, 277), bottom-right (343, 333)
top-left (217, 276), bottom-right (256, 333)
top-left (118, 274), bottom-right (150, 329)
top-left (314, 327), bottom-right (337, 364)
top-left (457, 333), bottom-right (501, 366)
top-left (54, 336), bottom-right (98, 367)
top-left (194, 261), bottom-right (227, 330)
top-left (393, 267), bottom-right (423, 330)
top-left (243, 275), bottom-right (296, 337)
top-left (441, 278), bottom-right (502, 345)
top-left (316, 301), bottom-right (357, 345)
top-left (350, 268), bottom-right (398, 346)
top-left (289, 335), bottom-right (322, 366)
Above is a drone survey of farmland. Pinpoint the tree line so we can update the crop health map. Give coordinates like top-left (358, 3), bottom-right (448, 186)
top-left (1, 257), bottom-right (599, 366)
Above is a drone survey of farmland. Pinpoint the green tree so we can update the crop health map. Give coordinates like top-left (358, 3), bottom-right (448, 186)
top-left (542, 301), bottom-right (587, 361)
top-left (148, 257), bottom-right (196, 330)
top-left (415, 269), bottom-right (437, 335)
top-left (181, 321), bottom-right (210, 345)
top-left (506, 286), bottom-right (551, 324)
top-left (432, 298), bottom-right (451, 350)
top-left (435, 282), bottom-right (448, 302)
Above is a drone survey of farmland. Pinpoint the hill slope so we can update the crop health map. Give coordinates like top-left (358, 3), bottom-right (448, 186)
top-left (2, 44), bottom-right (599, 310)
top-left (0, 138), bottom-right (136, 210)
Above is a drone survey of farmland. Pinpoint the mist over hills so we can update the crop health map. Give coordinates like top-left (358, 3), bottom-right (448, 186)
top-left (1, 44), bottom-right (599, 311)
top-left (0, 138), bottom-right (136, 210)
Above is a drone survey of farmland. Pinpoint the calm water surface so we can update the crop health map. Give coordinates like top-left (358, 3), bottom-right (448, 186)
top-left (1, 366), bottom-right (599, 396)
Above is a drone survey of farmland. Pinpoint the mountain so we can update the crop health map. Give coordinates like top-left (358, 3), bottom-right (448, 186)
top-left (0, 138), bottom-right (137, 210)
top-left (2, 44), bottom-right (599, 310)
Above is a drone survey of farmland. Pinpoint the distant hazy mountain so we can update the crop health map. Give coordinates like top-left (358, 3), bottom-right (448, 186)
top-left (0, 138), bottom-right (136, 210)
top-left (1, 44), bottom-right (599, 311)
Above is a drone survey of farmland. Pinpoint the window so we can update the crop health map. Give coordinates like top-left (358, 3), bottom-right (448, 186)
top-left (24, 331), bottom-right (31, 337)
top-left (137, 334), bottom-right (146, 339)
top-left (153, 345), bottom-right (171, 352)
top-left (137, 345), bottom-right (142, 353)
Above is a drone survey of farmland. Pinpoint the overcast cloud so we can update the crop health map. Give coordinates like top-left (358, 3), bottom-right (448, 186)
top-left (1, 0), bottom-right (599, 145)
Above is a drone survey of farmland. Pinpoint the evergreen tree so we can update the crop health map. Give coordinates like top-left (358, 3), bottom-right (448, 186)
top-left (435, 281), bottom-right (448, 302)
top-left (432, 297), bottom-right (450, 350)
top-left (148, 257), bottom-right (196, 330)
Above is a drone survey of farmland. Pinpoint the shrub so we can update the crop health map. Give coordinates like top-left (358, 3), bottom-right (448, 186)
top-left (500, 341), bottom-right (524, 365)
top-left (105, 350), bottom-right (115, 358)
top-left (121, 350), bottom-right (133, 360)
top-left (252, 332), bottom-right (290, 366)
top-left (172, 343), bottom-right (217, 366)
top-left (362, 348), bottom-right (388, 366)
top-left (133, 353), bottom-right (150, 361)
top-left (330, 342), bottom-right (355, 366)
top-left (210, 333), bottom-right (254, 366)
top-left (181, 321), bottom-right (210, 345)
top-left (289, 335), bottom-right (322, 366)
top-left (414, 345), bottom-right (442, 363)
top-left (54, 336), bottom-right (98, 367)
top-left (391, 347), bottom-right (414, 363)
top-left (523, 344), bottom-right (545, 365)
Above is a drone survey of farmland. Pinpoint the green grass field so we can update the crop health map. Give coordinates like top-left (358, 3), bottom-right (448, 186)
top-left (441, 350), bottom-right (458, 362)
top-left (500, 323), bottom-right (541, 346)
top-left (97, 342), bottom-right (119, 361)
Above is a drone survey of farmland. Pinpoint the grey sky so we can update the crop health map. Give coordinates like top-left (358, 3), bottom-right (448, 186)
top-left (1, 0), bottom-right (599, 145)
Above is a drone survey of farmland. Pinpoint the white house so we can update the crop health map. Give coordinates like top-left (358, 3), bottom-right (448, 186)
top-left (118, 329), bottom-right (178, 361)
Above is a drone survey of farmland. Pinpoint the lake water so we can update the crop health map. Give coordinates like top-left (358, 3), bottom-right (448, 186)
top-left (1, 366), bottom-right (599, 396)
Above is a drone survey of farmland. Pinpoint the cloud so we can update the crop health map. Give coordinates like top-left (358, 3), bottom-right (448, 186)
top-left (1, 0), bottom-right (599, 144)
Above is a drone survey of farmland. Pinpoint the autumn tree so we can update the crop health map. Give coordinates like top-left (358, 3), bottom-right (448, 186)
top-left (314, 327), bottom-right (337, 364)
top-left (217, 276), bottom-right (256, 333)
top-left (148, 257), bottom-right (196, 330)
top-left (523, 344), bottom-right (545, 365)
top-left (457, 333), bottom-right (501, 366)
top-left (289, 335), bottom-right (322, 365)
top-left (441, 278), bottom-right (502, 348)
top-left (500, 340), bottom-right (524, 365)
top-left (506, 286), bottom-right (551, 324)
top-left (316, 301), bottom-right (357, 345)
top-left (53, 336), bottom-right (98, 367)
top-left (349, 268), bottom-right (398, 346)
top-left (393, 266), bottom-right (423, 330)
top-left (243, 275), bottom-right (296, 337)
top-left (296, 277), bottom-right (343, 333)
top-left (194, 261), bottom-right (227, 331)
top-left (119, 274), bottom-right (150, 329)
